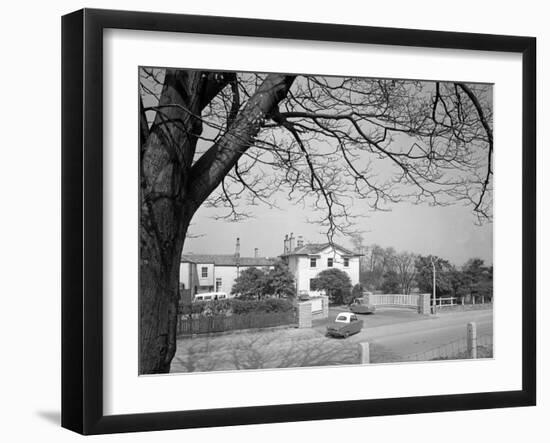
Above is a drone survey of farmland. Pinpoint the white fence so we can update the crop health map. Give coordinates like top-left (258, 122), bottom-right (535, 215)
top-left (433, 295), bottom-right (490, 307)
top-left (369, 293), bottom-right (420, 307)
top-left (433, 296), bottom-right (457, 307)
top-left (310, 298), bottom-right (323, 314)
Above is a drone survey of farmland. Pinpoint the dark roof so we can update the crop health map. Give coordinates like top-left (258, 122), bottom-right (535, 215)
top-left (284, 243), bottom-right (360, 256)
top-left (181, 254), bottom-right (275, 267)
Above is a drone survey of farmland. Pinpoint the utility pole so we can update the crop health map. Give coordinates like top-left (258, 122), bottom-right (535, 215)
top-left (430, 256), bottom-right (437, 314)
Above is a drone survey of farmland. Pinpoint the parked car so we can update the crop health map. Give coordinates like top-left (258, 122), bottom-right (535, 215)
top-left (350, 297), bottom-right (376, 314)
top-left (326, 312), bottom-right (363, 338)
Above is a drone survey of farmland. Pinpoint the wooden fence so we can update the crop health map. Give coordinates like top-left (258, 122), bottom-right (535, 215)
top-left (177, 311), bottom-right (297, 336)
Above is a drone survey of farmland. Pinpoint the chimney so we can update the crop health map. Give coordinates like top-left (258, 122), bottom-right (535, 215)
top-left (235, 237), bottom-right (240, 259)
top-left (284, 234), bottom-right (289, 254)
top-left (289, 232), bottom-right (295, 253)
top-left (297, 235), bottom-right (304, 249)
top-left (254, 248), bottom-right (259, 258)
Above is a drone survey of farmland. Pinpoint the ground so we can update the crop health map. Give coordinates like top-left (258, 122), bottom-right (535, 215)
top-left (170, 306), bottom-right (493, 373)
top-left (354, 308), bottom-right (493, 362)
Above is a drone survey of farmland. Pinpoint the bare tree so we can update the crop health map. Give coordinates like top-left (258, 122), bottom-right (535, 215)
top-left (394, 252), bottom-right (418, 294)
top-left (139, 68), bottom-right (493, 373)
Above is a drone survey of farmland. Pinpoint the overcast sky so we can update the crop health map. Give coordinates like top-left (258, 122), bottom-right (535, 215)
top-left (183, 197), bottom-right (493, 267)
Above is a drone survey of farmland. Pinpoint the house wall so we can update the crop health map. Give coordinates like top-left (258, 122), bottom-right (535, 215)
top-left (286, 256), bottom-right (300, 295)
top-left (179, 263), bottom-right (200, 292)
top-left (294, 246), bottom-right (360, 296)
top-left (179, 262), bottom-right (203, 302)
top-left (181, 264), bottom-right (275, 297)
top-left (213, 266), bottom-right (240, 295)
top-left (179, 262), bottom-right (214, 295)
top-left (179, 263), bottom-right (191, 290)
top-left (181, 249), bottom-right (357, 300)
top-left (197, 263), bottom-right (214, 288)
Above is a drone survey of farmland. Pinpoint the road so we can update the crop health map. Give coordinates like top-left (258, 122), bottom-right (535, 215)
top-left (171, 307), bottom-right (493, 373)
top-left (313, 305), bottom-right (430, 332)
top-left (348, 309), bottom-right (493, 362)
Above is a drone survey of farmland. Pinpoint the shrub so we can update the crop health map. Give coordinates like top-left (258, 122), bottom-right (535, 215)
top-left (351, 283), bottom-right (363, 301)
top-left (230, 298), bottom-right (295, 314)
top-left (312, 268), bottom-right (352, 305)
top-left (179, 298), bottom-right (295, 316)
top-left (254, 298), bottom-right (295, 313)
top-left (178, 299), bottom-right (231, 316)
top-left (230, 299), bottom-right (260, 314)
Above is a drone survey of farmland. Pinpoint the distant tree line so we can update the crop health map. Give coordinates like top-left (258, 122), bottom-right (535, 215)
top-left (351, 234), bottom-right (492, 301)
top-left (230, 243), bottom-right (492, 305)
top-left (415, 256), bottom-right (493, 301)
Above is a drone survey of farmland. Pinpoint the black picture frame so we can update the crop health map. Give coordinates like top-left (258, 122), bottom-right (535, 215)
top-left (62, 8), bottom-right (536, 435)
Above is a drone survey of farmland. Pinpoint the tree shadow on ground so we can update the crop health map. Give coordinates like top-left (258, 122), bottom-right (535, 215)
top-left (171, 329), bottom-right (360, 373)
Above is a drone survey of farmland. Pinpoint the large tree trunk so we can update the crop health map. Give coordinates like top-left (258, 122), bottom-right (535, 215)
top-left (139, 69), bottom-right (206, 374)
top-left (139, 70), bottom-right (295, 374)
top-left (139, 216), bottom-right (189, 373)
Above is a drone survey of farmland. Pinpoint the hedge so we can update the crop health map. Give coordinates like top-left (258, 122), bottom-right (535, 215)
top-left (178, 298), bottom-right (295, 316)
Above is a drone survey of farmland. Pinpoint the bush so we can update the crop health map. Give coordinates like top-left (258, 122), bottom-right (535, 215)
top-left (178, 298), bottom-right (295, 316)
top-left (178, 302), bottom-right (204, 316)
top-left (231, 298), bottom-right (294, 314)
top-left (312, 268), bottom-right (352, 305)
top-left (254, 298), bottom-right (295, 313)
top-left (351, 283), bottom-right (363, 301)
top-left (178, 299), bottom-right (233, 316)
top-left (230, 299), bottom-right (260, 314)
top-left (231, 262), bottom-right (296, 300)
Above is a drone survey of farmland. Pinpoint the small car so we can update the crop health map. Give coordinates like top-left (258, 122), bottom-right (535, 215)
top-left (326, 312), bottom-right (363, 338)
top-left (349, 297), bottom-right (376, 314)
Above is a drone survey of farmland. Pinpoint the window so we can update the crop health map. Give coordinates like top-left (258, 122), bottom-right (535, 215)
top-left (309, 278), bottom-right (316, 291)
top-left (215, 278), bottom-right (222, 292)
top-left (201, 266), bottom-right (208, 278)
top-left (310, 257), bottom-right (317, 268)
top-left (327, 258), bottom-right (333, 267)
top-left (344, 258), bottom-right (349, 267)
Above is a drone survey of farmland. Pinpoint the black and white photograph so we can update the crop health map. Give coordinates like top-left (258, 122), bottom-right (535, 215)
top-left (2, 0), bottom-right (545, 440)
top-left (139, 67), bottom-right (494, 375)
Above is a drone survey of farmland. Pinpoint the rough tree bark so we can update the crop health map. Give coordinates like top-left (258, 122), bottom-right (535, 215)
top-left (139, 71), bottom-right (295, 374)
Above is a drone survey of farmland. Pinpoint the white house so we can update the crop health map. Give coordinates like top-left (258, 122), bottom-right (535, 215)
top-left (280, 233), bottom-right (361, 298)
top-left (179, 238), bottom-right (275, 302)
top-left (180, 234), bottom-right (361, 304)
